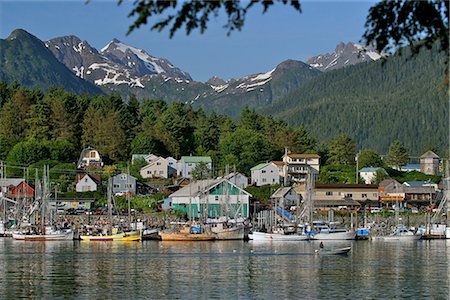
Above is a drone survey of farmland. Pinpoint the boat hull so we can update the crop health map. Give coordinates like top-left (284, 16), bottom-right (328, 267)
top-left (213, 226), bottom-right (245, 240)
top-left (80, 232), bottom-right (141, 242)
top-left (248, 231), bottom-right (309, 241)
top-left (316, 246), bottom-right (352, 255)
top-left (311, 231), bottom-right (356, 240)
top-left (12, 231), bottom-right (74, 241)
top-left (372, 234), bottom-right (422, 241)
top-left (159, 232), bottom-right (216, 241)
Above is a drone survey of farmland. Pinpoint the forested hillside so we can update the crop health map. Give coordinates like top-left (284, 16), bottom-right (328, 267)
top-left (260, 44), bottom-right (448, 156)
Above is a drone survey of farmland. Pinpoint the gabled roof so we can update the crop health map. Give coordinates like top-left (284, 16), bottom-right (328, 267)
top-left (271, 161), bottom-right (284, 166)
top-left (141, 157), bottom-right (167, 170)
top-left (0, 178), bottom-right (25, 187)
top-left (420, 150), bottom-right (440, 159)
top-left (112, 173), bottom-right (137, 180)
top-left (271, 187), bottom-right (295, 198)
top-left (225, 172), bottom-right (248, 179)
top-left (170, 178), bottom-right (251, 198)
top-left (180, 156), bottom-right (212, 163)
top-left (403, 181), bottom-right (433, 187)
top-left (250, 163), bottom-right (276, 171)
top-left (75, 174), bottom-right (101, 184)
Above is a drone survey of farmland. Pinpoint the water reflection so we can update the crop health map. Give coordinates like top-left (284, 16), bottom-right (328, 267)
top-left (0, 239), bottom-right (448, 299)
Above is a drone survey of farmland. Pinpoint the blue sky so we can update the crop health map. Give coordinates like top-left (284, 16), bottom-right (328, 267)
top-left (0, 0), bottom-right (376, 82)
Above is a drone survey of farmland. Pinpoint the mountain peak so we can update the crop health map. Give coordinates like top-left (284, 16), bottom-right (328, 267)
top-left (8, 29), bottom-right (36, 41)
top-left (306, 42), bottom-right (384, 72)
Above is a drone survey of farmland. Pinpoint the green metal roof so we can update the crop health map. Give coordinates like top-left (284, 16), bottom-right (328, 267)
top-left (180, 156), bottom-right (212, 163)
top-left (251, 163), bottom-right (269, 171)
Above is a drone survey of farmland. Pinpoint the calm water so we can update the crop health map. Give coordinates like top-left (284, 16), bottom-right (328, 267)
top-left (0, 238), bottom-right (449, 299)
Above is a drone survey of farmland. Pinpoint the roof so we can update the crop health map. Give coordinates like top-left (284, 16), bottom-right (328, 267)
top-left (420, 150), bottom-right (440, 159)
top-left (314, 199), bottom-right (361, 207)
top-left (225, 172), bottom-right (248, 179)
top-left (0, 178), bottom-right (25, 187)
top-left (359, 167), bottom-right (384, 173)
top-left (251, 163), bottom-right (269, 171)
top-left (75, 174), bottom-right (101, 184)
top-left (287, 154), bottom-right (320, 159)
top-left (112, 173), bottom-right (137, 180)
top-left (271, 161), bottom-right (284, 166)
top-left (400, 163), bottom-right (420, 171)
top-left (170, 178), bottom-right (251, 198)
top-left (315, 184), bottom-right (378, 189)
top-left (271, 187), bottom-right (294, 198)
top-left (180, 156), bottom-right (212, 163)
top-left (403, 181), bottom-right (432, 187)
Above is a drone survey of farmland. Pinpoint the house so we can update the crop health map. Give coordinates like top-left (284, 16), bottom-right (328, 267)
top-left (282, 153), bottom-right (320, 183)
top-left (271, 187), bottom-right (300, 208)
top-left (167, 157), bottom-right (178, 173)
top-left (77, 147), bottom-right (103, 169)
top-left (420, 151), bottom-right (440, 175)
top-left (140, 157), bottom-right (176, 179)
top-left (75, 174), bottom-right (100, 192)
top-left (378, 179), bottom-right (405, 204)
top-left (379, 179), bottom-right (436, 208)
top-left (0, 178), bottom-right (34, 199)
top-left (359, 167), bottom-right (387, 184)
top-left (225, 172), bottom-right (249, 189)
top-left (169, 178), bottom-right (251, 219)
top-left (296, 183), bottom-right (379, 209)
top-left (112, 173), bottom-right (137, 195)
top-left (250, 162), bottom-right (280, 186)
top-left (177, 156), bottom-right (212, 178)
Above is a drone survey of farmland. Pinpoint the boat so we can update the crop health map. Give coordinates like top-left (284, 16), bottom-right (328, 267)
top-left (372, 225), bottom-right (421, 241)
top-left (309, 221), bottom-right (356, 240)
top-left (80, 230), bottom-right (141, 242)
top-left (159, 224), bottom-right (216, 241)
top-left (248, 230), bottom-right (309, 241)
top-left (315, 246), bottom-right (352, 255)
top-left (207, 217), bottom-right (245, 240)
top-left (12, 226), bottom-right (74, 241)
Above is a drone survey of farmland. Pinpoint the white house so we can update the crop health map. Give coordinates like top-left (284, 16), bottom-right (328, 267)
top-left (251, 162), bottom-right (280, 186)
top-left (359, 167), bottom-right (387, 184)
top-left (131, 153), bottom-right (159, 164)
top-left (169, 178), bottom-right (251, 219)
top-left (140, 157), bottom-right (176, 179)
top-left (225, 172), bottom-right (249, 189)
top-left (75, 174), bottom-right (99, 192)
top-left (177, 156), bottom-right (212, 178)
top-left (77, 147), bottom-right (103, 169)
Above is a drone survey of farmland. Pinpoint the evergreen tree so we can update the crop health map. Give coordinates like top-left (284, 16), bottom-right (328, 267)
top-left (385, 140), bottom-right (409, 169)
top-left (327, 134), bottom-right (356, 165)
top-left (358, 149), bottom-right (383, 168)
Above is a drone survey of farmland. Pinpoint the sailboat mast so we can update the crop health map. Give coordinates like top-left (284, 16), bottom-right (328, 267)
top-left (107, 177), bottom-right (112, 235)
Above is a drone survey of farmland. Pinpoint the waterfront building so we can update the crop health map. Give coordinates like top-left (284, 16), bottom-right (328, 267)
top-left (282, 153), bottom-right (320, 183)
top-left (169, 178), bottom-right (251, 219)
top-left (0, 178), bottom-right (34, 199)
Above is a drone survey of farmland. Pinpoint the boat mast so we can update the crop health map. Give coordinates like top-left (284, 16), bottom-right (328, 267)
top-left (107, 177), bottom-right (112, 235)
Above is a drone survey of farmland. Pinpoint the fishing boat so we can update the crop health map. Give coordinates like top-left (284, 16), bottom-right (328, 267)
top-left (372, 225), bottom-right (421, 241)
top-left (315, 246), bottom-right (352, 255)
top-left (80, 230), bottom-right (141, 242)
top-left (248, 230), bottom-right (309, 241)
top-left (207, 217), bottom-right (245, 240)
top-left (309, 221), bottom-right (356, 240)
top-left (159, 224), bottom-right (216, 241)
top-left (12, 226), bottom-right (74, 241)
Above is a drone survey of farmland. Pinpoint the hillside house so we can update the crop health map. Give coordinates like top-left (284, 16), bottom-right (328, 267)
top-left (282, 153), bottom-right (320, 183)
top-left (250, 162), bottom-right (280, 186)
top-left (112, 173), bottom-right (137, 195)
top-left (225, 172), bottom-right (249, 189)
top-left (77, 147), bottom-right (103, 169)
top-left (359, 167), bottom-right (387, 184)
top-left (140, 157), bottom-right (176, 179)
top-left (177, 156), bottom-right (212, 179)
top-left (75, 174), bottom-right (100, 192)
top-left (0, 179), bottom-right (34, 199)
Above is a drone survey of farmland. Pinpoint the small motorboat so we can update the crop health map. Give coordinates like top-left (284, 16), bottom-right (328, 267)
top-left (315, 246), bottom-right (352, 255)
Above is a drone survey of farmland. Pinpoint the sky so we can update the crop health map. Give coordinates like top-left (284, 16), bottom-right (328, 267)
top-left (0, 0), bottom-right (377, 82)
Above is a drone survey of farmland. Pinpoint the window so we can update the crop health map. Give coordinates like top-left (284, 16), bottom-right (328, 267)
top-left (262, 178), bottom-right (267, 183)
top-left (89, 151), bottom-right (96, 158)
top-left (362, 194), bottom-right (367, 198)
top-left (373, 193), bottom-right (378, 197)
top-left (147, 171), bottom-right (150, 174)
top-left (346, 193), bottom-right (352, 197)
top-left (121, 175), bottom-right (126, 180)
top-left (215, 196), bottom-right (219, 201)
top-left (159, 171), bottom-right (164, 174)
top-left (262, 170), bottom-right (266, 173)
top-left (126, 184), bottom-right (132, 188)
top-left (188, 163), bottom-right (192, 166)
top-left (325, 191), bottom-right (333, 196)
top-left (157, 162), bottom-right (161, 165)
top-left (113, 184), bottom-right (120, 188)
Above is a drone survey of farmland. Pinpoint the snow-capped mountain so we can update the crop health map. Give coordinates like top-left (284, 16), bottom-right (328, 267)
top-left (306, 42), bottom-right (384, 72)
top-left (46, 36), bottom-right (192, 89)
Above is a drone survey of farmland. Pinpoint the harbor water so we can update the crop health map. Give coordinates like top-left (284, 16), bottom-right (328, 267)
top-left (0, 239), bottom-right (449, 299)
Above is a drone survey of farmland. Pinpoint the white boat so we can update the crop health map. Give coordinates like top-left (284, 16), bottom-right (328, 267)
top-left (309, 222), bottom-right (356, 240)
top-left (207, 218), bottom-right (245, 240)
top-left (372, 225), bottom-right (422, 241)
top-left (12, 226), bottom-right (74, 241)
top-left (315, 246), bottom-right (352, 255)
top-left (248, 231), bottom-right (309, 241)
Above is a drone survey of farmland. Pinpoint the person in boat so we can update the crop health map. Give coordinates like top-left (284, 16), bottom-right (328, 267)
top-left (320, 242), bottom-right (324, 249)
